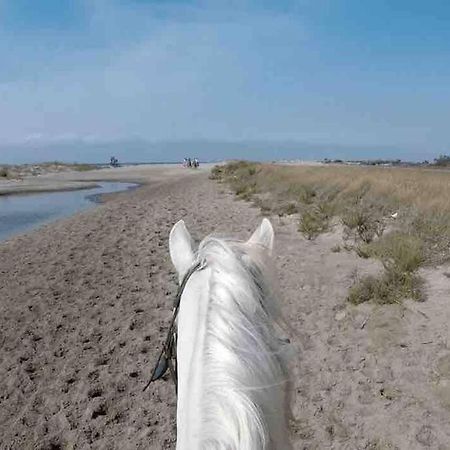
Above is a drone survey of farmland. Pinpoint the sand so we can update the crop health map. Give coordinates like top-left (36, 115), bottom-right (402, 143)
top-left (1, 165), bottom-right (450, 449)
top-left (0, 164), bottom-right (210, 195)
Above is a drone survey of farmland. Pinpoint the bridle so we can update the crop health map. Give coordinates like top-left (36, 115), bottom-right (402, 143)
top-left (143, 258), bottom-right (207, 393)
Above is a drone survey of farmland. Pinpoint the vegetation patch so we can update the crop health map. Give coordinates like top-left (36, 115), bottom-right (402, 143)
top-left (341, 203), bottom-right (385, 244)
top-left (348, 269), bottom-right (424, 305)
top-left (367, 233), bottom-right (424, 273)
top-left (41, 161), bottom-right (97, 172)
top-left (433, 154), bottom-right (450, 167)
top-left (298, 204), bottom-right (331, 239)
top-left (349, 232), bottom-right (426, 304)
top-left (72, 163), bottom-right (96, 172)
top-left (366, 438), bottom-right (399, 450)
top-left (0, 162), bottom-right (97, 179)
top-left (212, 161), bottom-right (450, 304)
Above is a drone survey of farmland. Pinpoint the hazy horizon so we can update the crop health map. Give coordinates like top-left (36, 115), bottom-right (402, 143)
top-left (1, 1), bottom-right (450, 163)
top-left (0, 138), bottom-right (437, 165)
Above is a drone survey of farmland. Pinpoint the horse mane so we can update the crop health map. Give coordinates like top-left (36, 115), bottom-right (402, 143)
top-left (195, 236), bottom-right (292, 450)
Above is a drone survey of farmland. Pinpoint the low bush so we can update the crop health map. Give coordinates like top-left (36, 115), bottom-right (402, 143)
top-left (348, 268), bottom-right (424, 305)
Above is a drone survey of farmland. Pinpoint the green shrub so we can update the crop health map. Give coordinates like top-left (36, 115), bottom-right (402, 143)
top-left (342, 205), bottom-right (384, 244)
top-left (210, 165), bottom-right (224, 180)
top-left (298, 185), bottom-right (317, 205)
top-left (410, 213), bottom-right (450, 264)
top-left (348, 269), bottom-right (424, 305)
top-left (348, 232), bottom-right (425, 304)
top-left (368, 232), bottom-right (424, 273)
top-left (299, 206), bottom-right (330, 239)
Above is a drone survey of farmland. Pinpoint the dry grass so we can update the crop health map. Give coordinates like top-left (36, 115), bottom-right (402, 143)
top-left (348, 267), bottom-right (425, 305)
top-left (225, 163), bottom-right (450, 215)
top-left (71, 163), bottom-right (96, 172)
top-left (0, 162), bottom-right (98, 179)
top-left (213, 161), bottom-right (450, 304)
top-left (41, 161), bottom-right (97, 172)
top-left (273, 164), bottom-right (450, 215)
top-left (366, 439), bottom-right (399, 450)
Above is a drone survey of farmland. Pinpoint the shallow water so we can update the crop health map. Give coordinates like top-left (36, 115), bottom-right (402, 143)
top-left (0, 182), bottom-right (138, 241)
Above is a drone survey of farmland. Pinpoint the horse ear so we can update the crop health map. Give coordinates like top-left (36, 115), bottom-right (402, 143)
top-left (247, 218), bottom-right (274, 254)
top-left (169, 220), bottom-right (195, 280)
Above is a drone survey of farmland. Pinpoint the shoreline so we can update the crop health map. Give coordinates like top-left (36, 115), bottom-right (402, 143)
top-left (0, 181), bottom-right (101, 196)
top-left (0, 163), bottom-right (212, 197)
top-left (0, 165), bottom-right (209, 244)
top-left (0, 181), bottom-right (141, 243)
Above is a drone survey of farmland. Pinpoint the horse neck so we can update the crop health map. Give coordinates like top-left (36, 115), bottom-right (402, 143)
top-left (176, 267), bottom-right (211, 450)
top-left (176, 244), bottom-right (291, 450)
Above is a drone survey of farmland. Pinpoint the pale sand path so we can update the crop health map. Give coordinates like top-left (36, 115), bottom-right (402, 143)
top-left (1, 167), bottom-right (450, 449)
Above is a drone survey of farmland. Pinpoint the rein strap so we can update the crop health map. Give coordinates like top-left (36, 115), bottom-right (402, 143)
top-left (143, 259), bottom-right (205, 392)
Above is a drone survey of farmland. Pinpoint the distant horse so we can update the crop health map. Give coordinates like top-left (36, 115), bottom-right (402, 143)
top-left (168, 218), bottom-right (292, 449)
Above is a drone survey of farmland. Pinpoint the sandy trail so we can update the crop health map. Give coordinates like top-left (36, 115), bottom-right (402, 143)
top-left (1, 168), bottom-right (449, 449)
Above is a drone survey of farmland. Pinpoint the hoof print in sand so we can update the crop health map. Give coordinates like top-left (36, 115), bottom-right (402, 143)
top-left (91, 403), bottom-right (108, 420)
top-left (87, 386), bottom-right (103, 399)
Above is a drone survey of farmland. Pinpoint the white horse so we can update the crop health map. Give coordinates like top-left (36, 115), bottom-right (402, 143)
top-left (169, 218), bottom-right (292, 450)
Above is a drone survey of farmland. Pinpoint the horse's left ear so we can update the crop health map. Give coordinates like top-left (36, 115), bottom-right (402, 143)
top-left (247, 218), bottom-right (274, 254)
top-left (169, 220), bottom-right (195, 281)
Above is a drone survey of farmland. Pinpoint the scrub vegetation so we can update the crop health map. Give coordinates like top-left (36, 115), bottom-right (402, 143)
top-left (0, 167), bottom-right (9, 178)
top-left (0, 162), bottom-right (97, 179)
top-left (211, 161), bottom-right (450, 304)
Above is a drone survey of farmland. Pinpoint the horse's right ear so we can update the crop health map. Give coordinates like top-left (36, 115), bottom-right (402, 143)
top-left (247, 218), bottom-right (274, 255)
top-left (169, 220), bottom-right (195, 282)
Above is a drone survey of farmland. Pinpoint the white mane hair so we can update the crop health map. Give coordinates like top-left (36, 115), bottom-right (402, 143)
top-left (196, 236), bottom-right (292, 450)
top-left (169, 219), bottom-right (293, 450)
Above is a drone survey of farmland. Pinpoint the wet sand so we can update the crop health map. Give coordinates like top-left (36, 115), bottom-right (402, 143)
top-left (1, 165), bottom-right (450, 449)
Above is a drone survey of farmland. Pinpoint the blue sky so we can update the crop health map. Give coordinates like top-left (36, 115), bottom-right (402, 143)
top-left (0, 0), bottom-right (450, 162)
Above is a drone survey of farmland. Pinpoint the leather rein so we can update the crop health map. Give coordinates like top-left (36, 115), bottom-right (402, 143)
top-left (143, 259), bottom-right (206, 392)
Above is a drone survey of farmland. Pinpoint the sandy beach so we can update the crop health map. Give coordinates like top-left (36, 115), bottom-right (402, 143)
top-left (0, 164), bottom-right (212, 195)
top-left (1, 164), bottom-right (450, 449)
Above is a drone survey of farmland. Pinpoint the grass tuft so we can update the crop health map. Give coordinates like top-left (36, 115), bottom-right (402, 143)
top-left (299, 209), bottom-right (324, 239)
top-left (349, 233), bottom-right (425, 304)
top-left (298, 202), bottom-right (333, 239)
top-left (348, 269), bottom-right (424, 305)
